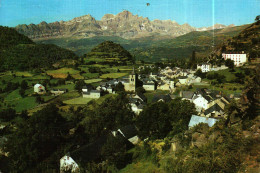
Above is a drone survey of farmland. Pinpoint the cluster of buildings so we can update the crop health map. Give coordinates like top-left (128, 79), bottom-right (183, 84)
top-left (180, 88), bottom-right (230, 118)
top-left (34, 84), bottom-right (67, 95)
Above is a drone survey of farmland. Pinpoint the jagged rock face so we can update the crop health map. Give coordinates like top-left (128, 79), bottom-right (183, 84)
top-left (14, 10), bottom-right (231, 39)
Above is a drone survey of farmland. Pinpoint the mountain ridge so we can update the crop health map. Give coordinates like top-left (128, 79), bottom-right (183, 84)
top-left (15, 10), bottom-right (234, 40)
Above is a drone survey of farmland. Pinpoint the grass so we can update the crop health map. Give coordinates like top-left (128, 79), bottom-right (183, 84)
top-left (42, 95), bottom-right (55, 102)
top-left (63, 97), bottom-right (93, 105)
top-left (4, 89), bottom-right (22, 101)
top-left (47, 68), bottom-right (79, 74)
top-left (81, 73), bottom-right (100, 79)
top-left (53, 84), bottom-right (75, 91)
top-left (120, 160), bottom-right (161, 173)
top-left (15, 97), bottom-right (38, 112)
top-left (206, 68), bottom-right (243, 82)
top-left (31, 74), bottom-right (50, 80)
top-left (100, 73), bottom-right (128, 79)
top-left (58, 91), bottom-right (80, 100)
top-left (15, 71), bottom-right (33, 77)
top-left (3, 89), bottom-right (39, 112)
top-left (47, 68), bottom-right (80, 79)
top-left (4, 96), bottom-right (38, 112)
top-left (71, 74), bottom-right (84, 79)
top-left (84, 79), bottom-right (103, 84)
top-left (191, 83), bottom-right (244, 95)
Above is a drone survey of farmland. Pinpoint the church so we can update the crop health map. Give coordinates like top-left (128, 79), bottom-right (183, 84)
top-left (124, 68), bottom-right (137, 92)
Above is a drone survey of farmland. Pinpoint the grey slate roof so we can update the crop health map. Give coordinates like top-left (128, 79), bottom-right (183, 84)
top-left (188, 115), bottom-right (219, 128)
top-left (181, 91), bottom-right (194, 99)
top-left (136, 93), bottom-right (147, 103)
top-left (204, 104), bottom-right (224, 116)
top-left (152, 94), bottom-right (172, 103)
top-left (118, 125), bottom-right (138, 139)
top-left (178, 76), bottom-right (188, 79)
top-left (91, 90), bottom-right (101, 93)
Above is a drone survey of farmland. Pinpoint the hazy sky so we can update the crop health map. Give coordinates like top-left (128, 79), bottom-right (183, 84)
top-left (0, 0), bottom-right (259, 27)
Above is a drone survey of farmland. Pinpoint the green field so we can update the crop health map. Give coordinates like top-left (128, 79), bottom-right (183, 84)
top-left (46, 68), bottom-right (80, 74)
top-left (42, 96), bottom-right (55, 102)
top-left (100, 73), bottom-right (128, 79)
top-left (81, 73), bottom-right (100, 79)
top-left (84, 79), bottom-right (103, 84)
top-left (63, 97), bottom-right (93, 105)
top-left (15, 71), bottom-right (33, 77)
top-left (53, 84), bottom-right (75, 91)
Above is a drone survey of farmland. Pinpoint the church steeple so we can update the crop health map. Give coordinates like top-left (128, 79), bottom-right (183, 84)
top-left (132, 67), bottom-right (135, 74)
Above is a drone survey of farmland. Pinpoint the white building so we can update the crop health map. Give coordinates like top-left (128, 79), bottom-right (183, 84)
top-left (143, 82), bottom-right (156, 91)
top-left (222, 52), bottom-right (247, 66)
top-left (197, 63), bottom-right (211, 73)
top-left (82, 90), bottom-right (101, 98)
top-left (60, 155), bottom-right (79, 173)
top-left (192, 95), bottom-right (210, 112)
top-left (34, 84), bottom-right (46, 94)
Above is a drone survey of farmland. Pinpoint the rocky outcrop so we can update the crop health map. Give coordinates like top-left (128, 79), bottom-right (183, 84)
top-left (15, 10), bottom-right (231, 40)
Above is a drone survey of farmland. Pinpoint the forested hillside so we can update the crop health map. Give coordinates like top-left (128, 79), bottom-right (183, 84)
top-left (0, 26), bottom-right (78, 71)
top-left (214, 20), bottom-right (260, 58)
top-left (37, 24), bottom-right (248, 61)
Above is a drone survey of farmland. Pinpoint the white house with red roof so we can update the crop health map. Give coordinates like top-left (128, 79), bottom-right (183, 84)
top-left (34, 84), bottom-right (46, 94)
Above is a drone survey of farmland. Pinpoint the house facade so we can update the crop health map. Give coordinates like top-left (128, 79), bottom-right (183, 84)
top-left (50, 89), bottom-right (67, 96)
top-left (197, 63), bottom-right (211, 73)
top-left (82, 90), bottom-right (101, 98)
top-left (192, 95), bottom-right (210, 112)
top-left (143, 82), bottom-right (156, 91)
top-left (222, 52), bottom-right (247, 66)
top-left (60, 155), bottom-right (79, 173)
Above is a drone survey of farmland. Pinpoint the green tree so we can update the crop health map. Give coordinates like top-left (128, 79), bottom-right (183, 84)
top-left (101, 135), bottom-right (132, 169)
top-left (75, 80), bottom-right (85, 93)
top-left (19, 89), bottom-right (25, 97)
top-left (194, 69), bottom-right (206, 79)
top-left (35, 95), bottom-right (44, 104)
top-left (225, 59), bottom-right (234, 69)
top-left (114, 82), bottom-right (125, 93)
top-left (136, 101), bottom-right (171, 139)
top-left (20, 80), bottom-right (28, 90)
top-left (4, 104), bottom-right (69, 172)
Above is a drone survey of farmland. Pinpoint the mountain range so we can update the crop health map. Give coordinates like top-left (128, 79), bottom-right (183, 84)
top-left (15, 10), bottom-right (235, 39)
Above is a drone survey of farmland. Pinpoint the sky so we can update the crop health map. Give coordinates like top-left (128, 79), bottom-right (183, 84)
top-left (0, 0), bottom-right (259, 28)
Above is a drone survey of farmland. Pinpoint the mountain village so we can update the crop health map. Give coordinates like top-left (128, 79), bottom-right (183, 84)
top-left (0, 8), bottom-right (259, 172)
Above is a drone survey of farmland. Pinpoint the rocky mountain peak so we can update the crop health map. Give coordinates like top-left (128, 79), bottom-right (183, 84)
top-left (14, 10), bottom-right (231, 39)
top-left (116, 10), bottom-right (133, 19)
top-left (101, 14), bottom-right (115, 21)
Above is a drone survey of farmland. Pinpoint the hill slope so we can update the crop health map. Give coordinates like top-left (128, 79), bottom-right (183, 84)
top-left (86, 41), bottom-right (133, 64)
top-left (213, 21), bottom-right (260, 58)
top-left (36, 24), bottom-right (248, 61)
top-left (0, 26), bottom-right (78, 71)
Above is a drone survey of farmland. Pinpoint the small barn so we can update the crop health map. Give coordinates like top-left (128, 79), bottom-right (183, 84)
top-left (34, 84), bottom-right (46, 94)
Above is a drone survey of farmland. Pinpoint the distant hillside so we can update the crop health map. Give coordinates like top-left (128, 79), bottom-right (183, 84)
top-left (36, 24), bottom-right (248, 62)
top-left (213, 21), bottom-right (260, 58)
top-left (0, 26), bottom-right (33, 50)
top-left (86, 41), bottom-right (133, 64)
top-left (0, 26), bottom-right (78, 71)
